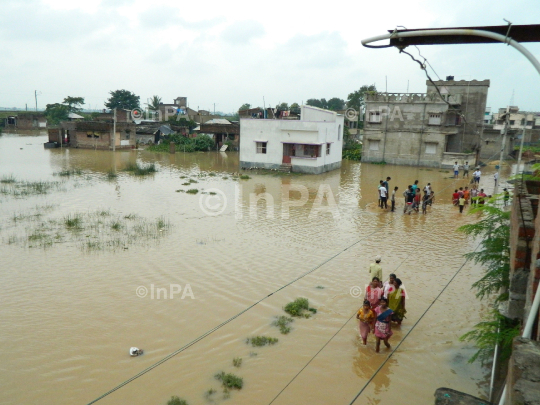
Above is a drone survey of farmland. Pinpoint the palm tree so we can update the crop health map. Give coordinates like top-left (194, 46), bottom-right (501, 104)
top-left (146, 95), bottom-right (162, 111)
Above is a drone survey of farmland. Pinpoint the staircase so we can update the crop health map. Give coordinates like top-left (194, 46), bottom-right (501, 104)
top-left (278, 163), bottom-right (292, 173)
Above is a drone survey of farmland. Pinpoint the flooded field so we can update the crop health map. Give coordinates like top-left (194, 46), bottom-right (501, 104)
top-left (0, 130), bottom-right (512, 405)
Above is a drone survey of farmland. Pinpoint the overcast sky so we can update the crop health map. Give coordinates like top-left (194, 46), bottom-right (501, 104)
top-left (1, 0), bottom-right (539, 114)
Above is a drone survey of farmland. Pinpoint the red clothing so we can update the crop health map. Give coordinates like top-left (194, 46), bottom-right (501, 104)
top-left (452, 192), bottom-right (460, 205)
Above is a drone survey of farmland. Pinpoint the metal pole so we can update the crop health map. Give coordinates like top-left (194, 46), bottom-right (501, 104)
top-left (516, 124), bottom-right (527, 176)
top-left (35, 90), bottom-right (38, 111)
top-left (494, 108), bottom-right (509, 195)
top-left (112, 108), bottom-right (117, 152)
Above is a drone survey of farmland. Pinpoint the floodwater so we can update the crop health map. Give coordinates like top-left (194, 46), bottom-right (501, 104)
top-left (0, 130), bottom-right (512, 405)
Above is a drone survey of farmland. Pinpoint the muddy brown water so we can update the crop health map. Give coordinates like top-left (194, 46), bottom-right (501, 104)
top-left (1, 131), bottom-right (513, 405)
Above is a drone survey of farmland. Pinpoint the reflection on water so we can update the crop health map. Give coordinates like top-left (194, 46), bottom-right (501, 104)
top-left (0, 131), bottom-right (504, 405)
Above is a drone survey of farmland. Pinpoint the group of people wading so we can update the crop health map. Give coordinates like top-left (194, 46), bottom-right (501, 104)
top-left (356, 256), bottom-right (406, 352)
top-left (378, 177), bottom-right (435, 215)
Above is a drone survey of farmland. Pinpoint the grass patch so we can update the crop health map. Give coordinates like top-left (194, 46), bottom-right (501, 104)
top-left (186, 189), bottom-right (199, 194)
top-left (232, 357), bottom-right (242, 368)
top-left (107, 169), bottom-right (117, 179)
top-left (273, 315), bottom-right (293, 334)
top-left (246, 336), bottom-right (278, 347)
top-left (166, 396), bottom-right (188, 405)
top-left (0, 180), bottom-right (64, 197)
top-left (181, 182), bottom-right (190, 186)
top-left (284, 297), bottom-right (316, 318)
top-left (208, 172), bottom-right (217, 176)
top-left (124, 162), bottom-right (157, 176)
top-left (222, 176), bottom-right (228, 180)
top-left (64, 214), bottom-right (83, 229)
top-left (0, 174), bottom-right (16, 183)
top-left (239, 175), bottom-right (251, 180)
top-left (54, 168), bottom-right (83, 177)
top-left (189, 179), bottom-right (198, 183)
top-left (176, 189), bottom-right (185, 193)
top-left (214, 372), bottom-right (243, 390)
top-left (316, 285), bottom-right (325, 289)
top-left (111, 221), bottom-right (122, 231)
top-left (204, 388), bottom-right (217, 399)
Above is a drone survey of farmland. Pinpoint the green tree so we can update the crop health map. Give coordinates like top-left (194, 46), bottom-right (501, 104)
top-left (167, 116), bottom-right (197, 131)
top-left (146, 95), bottom-right (162, 111)
top-left (306, 99), bottom-right (323, 108)
top-left (327, 97), bottom-right (345, 111)
top-left (62, 96), bottom-right (85, 113)
top-left (44, 103), bottom-right (70, 125)
top-left (277, 102), bottom-right (288, 111)
top-left (290, 102), bottom-right (299, 109)
top-left (105, 89), bottom-right (140, 110)
top-left (347, 85), bottom-right (377, 110)
top-left (239, 103), bottom-right (251, 111)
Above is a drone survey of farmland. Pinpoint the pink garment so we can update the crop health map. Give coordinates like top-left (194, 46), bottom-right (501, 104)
top-left (374, 306), bottom-right (393, 339)
top-left (359, 320), bottom-right (371, 340)
top-left (365, 286), bottom-right (382, 308)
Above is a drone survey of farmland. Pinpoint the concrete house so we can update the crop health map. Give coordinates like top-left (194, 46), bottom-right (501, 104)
top-left (362, 78), bottom-right (490, 167)
top-left (239, 105), bottom-right (344, 174)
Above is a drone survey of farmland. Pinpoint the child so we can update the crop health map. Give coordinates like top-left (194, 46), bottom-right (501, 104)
top-left (356, 300), bottom-right (375, 345)
top-left (459, 195), bottom-right (466, 213)
top-left (504, 188), bottom-right (510, 206)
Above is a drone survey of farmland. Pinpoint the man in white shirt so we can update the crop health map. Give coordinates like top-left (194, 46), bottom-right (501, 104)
top-left (453, 161), bottom-right (459, 179)
top-left (494, 172), bottom-right (499, 187)
top-left (379, 184), bottom-right (388, 209)
top-left (473, 168), bottom-right (481, 184)
top-left (369, 256), bottom-right (383, 284)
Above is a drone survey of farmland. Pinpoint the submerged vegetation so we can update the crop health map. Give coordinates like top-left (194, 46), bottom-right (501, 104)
top-left (0, 179), bottom-right (65, 197)
top-left (214, 372), bottom-right (243, 390)
top-left (458, 196), bottom-right (518, 364)
top-left (3, 206), bottom-right (171, 252)
top-left (284, 297), bottom-right (316, 318)
top-left (54, 168), bottom-right (83, 177)
top-left (166, 396), bottom-right (188, 405)
top-left (232, 357), bottom-right (242, 368)
top-left (272, 315), bottom-right (293, 334)
top-left (246, 336), bottom-right (278, 347)
top-left (124, 162), bottom-right (157, 176)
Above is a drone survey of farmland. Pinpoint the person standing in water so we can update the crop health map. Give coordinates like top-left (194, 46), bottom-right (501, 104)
top-left (453, 161), bottom-right (459, 179)
top-left (369, 256), bottom-right (383, 282)
top-left (374, 297), bottom-right (394, 352)
top-left (391, 186), bottom-right (398, 212)
top-left (356, 299), bottom-right (375, 345)
top-left (463, 161), bottom-right (470, 178)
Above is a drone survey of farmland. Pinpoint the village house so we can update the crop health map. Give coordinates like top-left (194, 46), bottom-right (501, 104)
top-left (362, 78), bottom-right (490, 167)
top-left (158, 97), bottom-right (220, 124)
top-left (48, 110), bottom-right (136, 149)
top-left (4, 113), bottom-right (47, 129)
top-left (239, 105), bottom-right (344, 174)
top-left (199, 119), bottom-right (240, 150)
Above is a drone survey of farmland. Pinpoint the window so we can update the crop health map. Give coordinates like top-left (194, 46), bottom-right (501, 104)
top-left (256, 142), bottom-right (267, 154)
top-left (228, 134), bottom-right (235, 140)
top-left (510, 120), bottom-right (515, 125)
top-left (527, 121), bottom-right (533, 126)
top-left (305, 145), bottom-right (319, 157)
top-left (428, 113), bottom-right (442, 125)
top-left (369, 140), bottom-right (380, 151)
top-left (326, 143), bottom-right (331, 155)
top-left (425, 143), bottom-right (437, 154)
top-left (369, 111), bottom-right (381, 123)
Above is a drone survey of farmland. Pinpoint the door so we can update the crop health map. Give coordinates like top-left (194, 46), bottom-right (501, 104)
top-left (282, 143), bottom-right (292, 163)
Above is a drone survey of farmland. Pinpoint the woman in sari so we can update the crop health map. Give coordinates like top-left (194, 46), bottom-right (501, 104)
top-left (388, 278), bottom-right (406, 325)
top-left (374, 297), bottom-right (393, 352)
top-left (365, 276), bottom-right (382, 310)
top-left (356, 299), bottom-right (375, 345)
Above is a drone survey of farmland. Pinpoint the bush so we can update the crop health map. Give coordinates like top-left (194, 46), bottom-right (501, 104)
top-left (214, 372), bottom-right (243, 389)
top-left (166, 396), bottom-right (188, 405)
top-left (272, 316), bottom-right (293, 334)
top-left (284, 298), bottom-right (309, 317)
top-left (246, 336), bottom-right (278, 347)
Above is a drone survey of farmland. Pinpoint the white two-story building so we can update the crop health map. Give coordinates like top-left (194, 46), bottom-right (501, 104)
top-left (239, 105), bottom-right (344, 174)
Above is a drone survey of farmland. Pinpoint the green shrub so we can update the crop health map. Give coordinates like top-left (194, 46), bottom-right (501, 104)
top-left (232, 357), bottom-right (242, 367)
top-left (284, 297), bottom-right (310, 317)
top-left (273, 316), bottom-right (293, 334)
top-left (166, 395), bottom-right (188, 405)
top-left (186, 189), bottom-right (199, 194)
top-left (246, 336), bottom-right (278, 347)
top-left (214, 372), bottom-right (243, 389)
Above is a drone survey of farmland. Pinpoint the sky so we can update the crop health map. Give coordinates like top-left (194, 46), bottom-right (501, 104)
top-left (1, 0), bottom-right (540, 114)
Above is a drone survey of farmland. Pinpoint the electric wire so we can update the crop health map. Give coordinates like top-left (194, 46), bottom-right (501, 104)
top-left (87, 178), bottom-right (467, 404)
top-left (266, 247), bottom-right (415, 405)
top-left (348, 240), bottom-right (482, 405)
top-left (86, 215), bottom-right (402, 404)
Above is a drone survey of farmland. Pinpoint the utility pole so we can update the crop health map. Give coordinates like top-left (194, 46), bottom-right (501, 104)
top-left (35, 90), bottom-right (38, 111)
top-left (213, 103), bottom-right (215, 115)
top-left (516, 122), bottom-right (527, 176)
top-left (494, 107), bottom-right (510, 195)
top-left (112, 108), bottom-right (117, 152)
